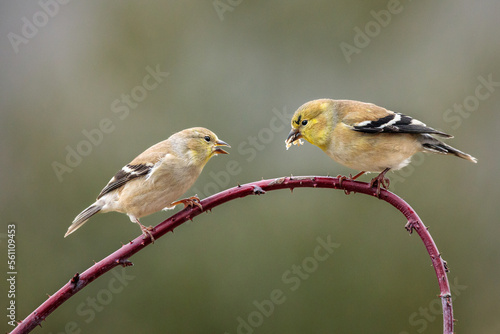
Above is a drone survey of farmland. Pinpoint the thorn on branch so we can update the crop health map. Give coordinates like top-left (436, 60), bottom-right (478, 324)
top-left (252, 185), bottom-right (266, 195)
top-left (441, 293), bottom-right (453, 306)
top-left (443, 260), bottom-right (449, 272)
top-left (405, 219), bottom-right (419, 234)
top-left (70, 273), bottom-right (80, 287)
top-left (117, 259), bottom-right (133, 267)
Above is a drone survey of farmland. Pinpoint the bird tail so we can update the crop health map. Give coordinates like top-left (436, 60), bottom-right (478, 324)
top-left (65, 203), bottom-right (102, 237)
top-left (418, 134), bottom-right (477, 163)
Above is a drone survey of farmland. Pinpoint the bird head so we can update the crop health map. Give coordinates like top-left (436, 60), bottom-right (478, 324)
top-left (286, 99), bottom-right (334, 151)
top-left (173, 127), bottom-right (230, 166)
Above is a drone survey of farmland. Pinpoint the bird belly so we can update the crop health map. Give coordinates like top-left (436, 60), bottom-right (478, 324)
top-left (326, 133), bottom-right (420, 172)
top-left (115, 166), bottom-right (200, 218)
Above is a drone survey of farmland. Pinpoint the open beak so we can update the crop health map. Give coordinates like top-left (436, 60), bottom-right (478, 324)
top-left (286, 128), bottom-right (302, 144)
top-left (213, 139), bottom-right (230, 155)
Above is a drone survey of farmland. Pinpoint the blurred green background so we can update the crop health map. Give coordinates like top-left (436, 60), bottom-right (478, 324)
top-left (1, 1), bottom-right (499, 333)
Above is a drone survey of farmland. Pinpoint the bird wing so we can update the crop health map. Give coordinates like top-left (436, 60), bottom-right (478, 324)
top-left (96, 143), bottom-right (172, 199)
top-left (342, 103), bottom-right (452, 138)
top-left (97, 163), bottom-right (154, 199)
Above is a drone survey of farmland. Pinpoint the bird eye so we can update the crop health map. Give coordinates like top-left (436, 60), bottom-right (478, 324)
top-left (302, 120), bottom-right (308, 126)
top-left (204, 135), bottom-right (211, 142)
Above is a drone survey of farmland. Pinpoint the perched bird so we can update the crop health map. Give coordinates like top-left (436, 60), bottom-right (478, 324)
top-left (65, 127), bottom-right (230, 242)
top-left (286, 99), bottom-right (477, 195)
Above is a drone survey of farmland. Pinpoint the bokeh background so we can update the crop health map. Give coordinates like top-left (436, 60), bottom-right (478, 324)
top-left (1, 1), bottom-right (499, 333)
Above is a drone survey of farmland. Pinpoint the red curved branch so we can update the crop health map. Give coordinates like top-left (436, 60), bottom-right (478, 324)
top-left (11, 176), bottom-right (454, 334)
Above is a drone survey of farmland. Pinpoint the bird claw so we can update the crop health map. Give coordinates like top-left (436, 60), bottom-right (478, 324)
top-left (171, 196), bottom-right (203, 211)
top-left (134, 219), bottom-right (155, 243)
top-left (337, 171), bottom-right (365, 195)
top-left (141, 225), bottom-right (155, 243)
top-left (369, 169), bottom-right (391, 197)
top-left (337, 175), bottom-right (352, 195)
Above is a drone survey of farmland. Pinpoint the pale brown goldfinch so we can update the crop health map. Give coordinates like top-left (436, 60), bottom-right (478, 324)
top-left (286, 99), bottom-right (477, 195)
top-left (65, 127), bottom-right (230, 242)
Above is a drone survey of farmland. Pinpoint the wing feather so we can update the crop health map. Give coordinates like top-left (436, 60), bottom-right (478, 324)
top-left (97, 163), bottom-right (153, 199)
top-left (340, 102), bottom-right (453, 138)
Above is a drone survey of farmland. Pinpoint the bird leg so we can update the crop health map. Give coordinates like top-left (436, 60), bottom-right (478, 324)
top-left (171, 196), bottom-right (203, 211)
top-left (134, 219), bottom-right (155, 243)
top-left (369, 168), bottom-right (391, 197)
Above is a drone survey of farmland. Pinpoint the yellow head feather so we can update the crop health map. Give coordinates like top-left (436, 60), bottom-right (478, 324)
top-left (288, 99), bottom-right (335, 150)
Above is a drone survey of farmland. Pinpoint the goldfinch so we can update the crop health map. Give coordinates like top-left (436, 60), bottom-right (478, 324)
top-left (65, 127), bottom-right (230, 242)
top-left (286, 99), bottom-right (477, 195)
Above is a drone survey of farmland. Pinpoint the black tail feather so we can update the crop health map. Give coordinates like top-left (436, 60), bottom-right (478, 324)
top-left (419, 134), bottom-right (477, 163)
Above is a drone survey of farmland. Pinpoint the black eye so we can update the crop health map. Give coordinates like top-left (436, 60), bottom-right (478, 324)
top-left (204, 135), bottom-right (211, 142)
top-left (301, 120), bottom-right (308, 126)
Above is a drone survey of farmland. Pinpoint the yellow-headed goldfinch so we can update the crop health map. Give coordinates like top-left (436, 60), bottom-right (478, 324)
top-left (286, 99), bottom-right (477, 194)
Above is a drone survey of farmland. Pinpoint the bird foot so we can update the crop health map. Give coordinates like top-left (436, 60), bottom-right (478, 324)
top-left (135, 220), bottom-right (155, 243)
top-left (171, 196), bottom-right (203, 211)
top-left (337, 175), bottom-right (352, 195)
top-left (337, 171), bottom-right (365, 195)
top-left (369, 168), bottom-right (391, 197)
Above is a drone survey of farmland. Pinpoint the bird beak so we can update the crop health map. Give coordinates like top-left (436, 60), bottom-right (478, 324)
top-left (213, 139), bottom-right (230, 155)
top-left (286, 128), bottom-right (302, 145)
